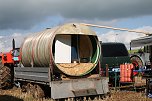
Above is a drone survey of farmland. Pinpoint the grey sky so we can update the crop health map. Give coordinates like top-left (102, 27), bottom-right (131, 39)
top-left (0, 0), bottom-right (152, 30)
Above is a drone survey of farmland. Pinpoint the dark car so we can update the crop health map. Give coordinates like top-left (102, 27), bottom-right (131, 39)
top-left (100, 42), bottom-right (131, 86)
top-left (100, 42), bottom-right (130, 69)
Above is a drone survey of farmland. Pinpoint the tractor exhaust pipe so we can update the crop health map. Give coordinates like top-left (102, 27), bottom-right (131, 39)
top-left (12, 39), bottom-right (15, 50)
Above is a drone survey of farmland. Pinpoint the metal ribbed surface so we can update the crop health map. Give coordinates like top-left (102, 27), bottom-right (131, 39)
top-left (21, 23), bottom-right (100, 76)
top-left (21, 28), bottom-right (57, 67)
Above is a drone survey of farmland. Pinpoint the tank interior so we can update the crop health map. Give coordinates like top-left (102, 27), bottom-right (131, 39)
top-left (52, 34), bottom-right (99, 76)
top-left (53, 34), bottom-right (98, 63)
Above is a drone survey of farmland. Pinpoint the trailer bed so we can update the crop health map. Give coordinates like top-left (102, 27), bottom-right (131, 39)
top-left (14, 67), bottom-right (109, 99)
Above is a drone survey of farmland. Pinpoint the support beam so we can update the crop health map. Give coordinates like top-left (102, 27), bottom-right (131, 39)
top-left (81, 23), bottom-right (151, 35)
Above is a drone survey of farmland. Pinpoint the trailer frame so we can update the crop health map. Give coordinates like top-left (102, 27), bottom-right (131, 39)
top-left (14, 66), bottom-right (109, 99)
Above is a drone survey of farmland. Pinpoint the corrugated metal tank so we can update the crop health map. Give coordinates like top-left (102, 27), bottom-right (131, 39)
top-left (21, 23), bottom-right (100, 76)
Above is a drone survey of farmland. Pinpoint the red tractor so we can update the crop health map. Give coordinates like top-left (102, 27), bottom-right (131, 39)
top-left (0, 39), bottom-right (20, 89)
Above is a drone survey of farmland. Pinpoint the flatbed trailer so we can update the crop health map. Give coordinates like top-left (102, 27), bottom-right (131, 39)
top-left (14, 67), bottom-right (109, 99)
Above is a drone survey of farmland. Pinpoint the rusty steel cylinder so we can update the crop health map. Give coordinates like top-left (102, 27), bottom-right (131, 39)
top-left (21, 23), bottom-right (100, 76)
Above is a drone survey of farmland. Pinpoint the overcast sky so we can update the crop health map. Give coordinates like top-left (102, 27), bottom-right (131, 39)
top-left (0, 0), bottom-right (152, 52)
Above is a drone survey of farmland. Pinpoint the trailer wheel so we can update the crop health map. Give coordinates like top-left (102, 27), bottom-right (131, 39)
top-left (21, 85), bottom-right (27, 92)
top-left (0, 65), bottom-right (11, 89)
top-left (26, 83), bottom-right (34, 93)
top-left (130, 55), bottom-right (143, 69)
top-left (33, 84), bottom-right (45, 98)
top-left (21, 83), bottom-right (34, 94)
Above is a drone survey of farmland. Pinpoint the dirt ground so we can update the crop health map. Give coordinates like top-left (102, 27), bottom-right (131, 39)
top-left (0, 87), bottom-right (152, 101)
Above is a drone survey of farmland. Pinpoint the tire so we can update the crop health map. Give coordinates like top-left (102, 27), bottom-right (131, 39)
top-left (130, 55), bottom-right (143, 69)
top-left (32, 84), bottom-right (45, 98)
top-left (0, 65), bottom-right (11, 89)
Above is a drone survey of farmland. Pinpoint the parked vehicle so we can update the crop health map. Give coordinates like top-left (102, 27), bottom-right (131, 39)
top-left (100, 42), bottom-right (130, 69)
top-left (100, 42), bottom-right (131, 86)
top-left (0, 39), bottom-right (20, 89)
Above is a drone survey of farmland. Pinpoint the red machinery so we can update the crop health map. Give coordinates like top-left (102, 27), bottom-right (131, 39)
top-left (0, 39), bottom-right (20, 89)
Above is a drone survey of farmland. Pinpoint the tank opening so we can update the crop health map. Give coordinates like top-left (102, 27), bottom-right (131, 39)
top-left (53, 34), bottom-right (96, 63)
top-left (52, 34), bottom-right (99, 76)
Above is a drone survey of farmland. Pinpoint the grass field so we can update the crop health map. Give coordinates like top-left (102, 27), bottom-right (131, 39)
top-left (0, 87), bottom-right (51, 101)
top-left (0, 87), bottom-right (152, 101)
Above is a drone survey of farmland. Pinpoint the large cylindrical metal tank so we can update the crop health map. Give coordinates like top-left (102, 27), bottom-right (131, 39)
top-left (21, 23), bottom-right (100, 76)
